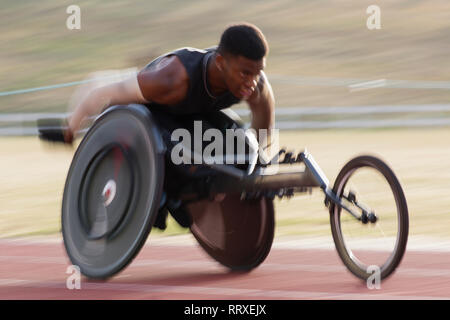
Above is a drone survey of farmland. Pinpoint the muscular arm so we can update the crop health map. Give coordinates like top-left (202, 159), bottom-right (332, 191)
top-left (68, 55), bottom-right (188, 136)
top-left (68, 75), bottom-right (147, 134)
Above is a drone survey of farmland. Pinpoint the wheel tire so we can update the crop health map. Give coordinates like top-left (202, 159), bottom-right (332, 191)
top-left (62, 105), bottom-right (165, 279)
top-left (189, 194), bottom-right (275, 272)
top-left (329, 155), bottom-right (409, 280)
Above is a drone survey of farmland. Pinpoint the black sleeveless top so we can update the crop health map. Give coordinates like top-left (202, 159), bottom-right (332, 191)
top-left (142, 47), bottom-right (241, 115)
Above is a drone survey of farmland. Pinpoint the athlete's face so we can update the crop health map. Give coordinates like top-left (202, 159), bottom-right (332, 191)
top-left (218, 54), bottom-right (265, 100)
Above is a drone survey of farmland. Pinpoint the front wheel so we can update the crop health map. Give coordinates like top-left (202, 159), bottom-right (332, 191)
top-left (329, 155), bottom-right (409, 280)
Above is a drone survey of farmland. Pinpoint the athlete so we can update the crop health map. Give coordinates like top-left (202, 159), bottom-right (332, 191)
top-left (40, 23), bottom-right (275, 229)
top-left (48, 22), bottom-right (275, 145)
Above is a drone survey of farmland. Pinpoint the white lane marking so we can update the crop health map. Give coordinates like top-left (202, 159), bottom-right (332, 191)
top-left (0, 277), bottom-right (448, 300)
top-left (3, 255), bottom-right (450, 279)
top-left (349, 79), bottom-right (386, 92)
top-left (3, 235), bottom-right (450, 252)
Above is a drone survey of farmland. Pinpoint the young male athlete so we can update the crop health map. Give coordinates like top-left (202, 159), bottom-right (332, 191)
top-left (62, 22), bottom-right (275, 144)
top-left (40, 23), bottom-right (275, 229)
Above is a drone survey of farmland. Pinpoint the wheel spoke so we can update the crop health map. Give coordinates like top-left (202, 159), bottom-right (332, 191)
top-left (330, 155), bottom-right (409, 280)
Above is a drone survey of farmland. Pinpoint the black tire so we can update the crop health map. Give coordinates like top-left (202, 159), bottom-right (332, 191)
top-left (62, 105), bottom-right (165, 279)
top-left (188, 195), bottom-right (275, 272)
top-left (329, 155), bottom-right (409, 280)
top-left (162, 108), bottom-right (273, 272)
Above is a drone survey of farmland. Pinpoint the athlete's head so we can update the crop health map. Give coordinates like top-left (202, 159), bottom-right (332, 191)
top-left (216, 23), bottom-right (269, 100)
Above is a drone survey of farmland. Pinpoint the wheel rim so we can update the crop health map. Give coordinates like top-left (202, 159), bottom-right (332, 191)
top-left (333, 162), bottom-right (403, 276)
top-left (78, 143), bottom-right (135, 240)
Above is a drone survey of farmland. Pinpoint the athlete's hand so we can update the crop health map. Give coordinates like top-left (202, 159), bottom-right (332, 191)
top-left (37, 118), bottom-right (74, 145)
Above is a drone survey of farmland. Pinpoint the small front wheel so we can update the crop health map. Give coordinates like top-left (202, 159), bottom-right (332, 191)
top-left (329, 155), bottom-right (409, 280)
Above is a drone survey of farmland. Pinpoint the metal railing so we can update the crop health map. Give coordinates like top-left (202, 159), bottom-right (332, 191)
top-left (1, 104), bottom-right (450, 136)
top-left (1, 73), bottom-right (450, 135)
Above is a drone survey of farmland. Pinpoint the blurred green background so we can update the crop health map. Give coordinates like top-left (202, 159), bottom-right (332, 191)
top-left (1, 0), bottom-right (450, 240)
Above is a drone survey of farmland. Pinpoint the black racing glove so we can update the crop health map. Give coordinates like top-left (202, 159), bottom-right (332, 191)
top-left (37, 118), bottom-right (74, 145)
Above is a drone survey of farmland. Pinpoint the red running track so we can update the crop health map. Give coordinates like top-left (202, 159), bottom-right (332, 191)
top-left (1, 237), bottom-right (450, 300)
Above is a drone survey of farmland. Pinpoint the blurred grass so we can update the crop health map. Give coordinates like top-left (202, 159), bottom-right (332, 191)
top-left (1, 128), bottom-right (450, 239)
top-left (1, 0), bottom-right (450, 113)
top-left (274, 127), bottom-right (450, 239)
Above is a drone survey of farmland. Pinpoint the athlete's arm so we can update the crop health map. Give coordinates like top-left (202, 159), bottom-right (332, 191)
top-left (67, 75), bottom-right (147, 137)
top-left (245, 71), bottom-right (275, 161)
top-left (68, 56), bottom-right (188, 139)
top-left (246, 71), bottom-right (275, 132)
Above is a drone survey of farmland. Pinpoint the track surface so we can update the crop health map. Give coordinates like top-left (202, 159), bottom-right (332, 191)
top-left (1, 235), bottom-right (450, 300)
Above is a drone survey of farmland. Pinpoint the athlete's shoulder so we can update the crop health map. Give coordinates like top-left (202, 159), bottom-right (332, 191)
top-left (174, 46), bottom-right (210, 53)
top-left (137, 54), bottom-right (189, 105)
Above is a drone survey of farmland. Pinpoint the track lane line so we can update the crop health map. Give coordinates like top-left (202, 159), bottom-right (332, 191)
top-left (3, 255), bottom-right (450, 278)
top-left (0, 278), bottom-right (448, 300)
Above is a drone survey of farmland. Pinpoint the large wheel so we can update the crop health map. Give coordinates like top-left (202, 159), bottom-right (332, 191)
top-left (329, 155), bottom-right (409, 280)
top-left (62, 105), bottom-right (165, 279)
top-left (188, 194), bottom-right (275, 271)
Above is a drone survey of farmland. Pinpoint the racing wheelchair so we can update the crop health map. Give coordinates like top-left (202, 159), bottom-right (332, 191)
top-left (53, 104), bottom-right (409, 281)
